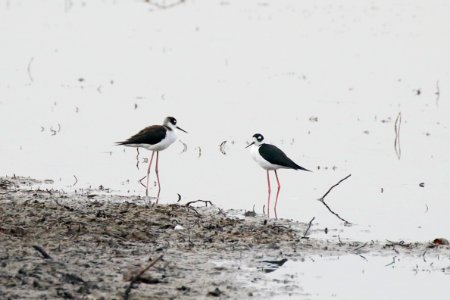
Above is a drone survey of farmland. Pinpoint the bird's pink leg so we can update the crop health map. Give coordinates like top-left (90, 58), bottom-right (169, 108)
top-left (267, 170), bottom-right (271, 218)
top-left (274, 170), bottom-right (281, 219)
top-left (146, 151), bottom-right (155, 197)
top-left (155, 151), bottom-right (161, 203)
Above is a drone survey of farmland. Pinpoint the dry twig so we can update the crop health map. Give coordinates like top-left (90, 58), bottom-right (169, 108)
top-left (317, 174), bottom-right (352, 224)
top-left (301, 217), bottom-right (315, 239)
top-left (124, 255), bottom-right (164, 300)
top-left (32, 245), bottom-right (52, 259)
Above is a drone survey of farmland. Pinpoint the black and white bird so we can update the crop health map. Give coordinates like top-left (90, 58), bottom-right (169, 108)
top-left (117, 116), bottom-right (187, 201)
top-left (246, 133), bottom-right (310, 218)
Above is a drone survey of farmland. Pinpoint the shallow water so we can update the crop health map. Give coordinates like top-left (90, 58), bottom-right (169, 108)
top-left (268, 254), bottom-right (450, 299)
top-left (1, 0), bottom-right (450, 247)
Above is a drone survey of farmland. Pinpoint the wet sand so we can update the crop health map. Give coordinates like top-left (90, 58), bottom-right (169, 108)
top-left (0, 176), bottom-right (446, 299)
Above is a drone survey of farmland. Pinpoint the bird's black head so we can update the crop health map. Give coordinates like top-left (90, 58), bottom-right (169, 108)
top-left (253, 133), bottom-right (264, 143)
top-left (164, 116), bottom-right (187, 133)
top-left (246, 133), bottom-right (264, 148)
top-left (166, 116), bottom-right (177, 125)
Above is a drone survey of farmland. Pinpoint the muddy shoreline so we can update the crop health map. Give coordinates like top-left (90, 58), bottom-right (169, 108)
top-left (0, 177), bottom-right (445, 299)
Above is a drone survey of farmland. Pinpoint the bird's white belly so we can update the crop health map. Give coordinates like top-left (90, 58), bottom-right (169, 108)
top-left (250, 145), bottom-right (283, 170)
top-left (129, 130), bottom-right (177, 151)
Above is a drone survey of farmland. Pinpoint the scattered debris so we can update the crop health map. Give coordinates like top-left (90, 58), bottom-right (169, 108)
top-left (261, 258), bottom-right (288, 273)
top-left (432, 238), bottom-right (449, 246)
top-left (207, 287), bottom-right (223, 297)
top-left (244, 205), bottom-right (257, 217)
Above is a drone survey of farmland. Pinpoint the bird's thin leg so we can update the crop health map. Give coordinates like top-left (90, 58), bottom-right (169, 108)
top-left (274, 170), bottom-right (281, 219)
top-left (155, 151), bottom-right (161, 203)
top-left (146, 151), bottom-right (155, 197)
top-left (267, 170), bottom-right (271, 218)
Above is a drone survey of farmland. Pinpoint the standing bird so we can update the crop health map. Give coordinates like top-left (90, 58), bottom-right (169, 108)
top-left (246, 133), bottom-right (311, 218)
top-left (117, 116), bottom-right (187, 201)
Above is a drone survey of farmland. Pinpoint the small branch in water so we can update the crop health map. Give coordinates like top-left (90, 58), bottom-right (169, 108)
top-left (435, 80), bottom-right (440, 107)
top-left (73, 175), bottom-right (78, 187)
top-left (32, 245), bottom-right (52, 259)
top-left (301, 217), bottom-right (315, 239)
top-left (177, 193), bottom-right (181, 202)
top-left (385, 256), bottom-right (396, 267)
top-left (219, 141), bottom-right (227, 155)
top-left (179, 140), bottom-right (187, 154)
top-left (138, 176), bottom-right (147, 188)
top-left (319, 174), bottom-right (351, 201)
top-left (124, 255), bottom-right (164, 300)
top-left (136, 148), bottom-right (140, 170)
top-left (394, 112), bottom-right (402, 160)
top-left (27, 57), bottom-right (34, 83)
top-left (318, 174), bottom-right (352, 224)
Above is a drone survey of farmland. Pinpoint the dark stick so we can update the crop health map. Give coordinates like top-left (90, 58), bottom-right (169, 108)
top-left (319, 174), bottom-right (351, 201)
top-left (354, 242), bottom-right (368, 251)
top-left (318, 174), bottom-right (352, 224)
top-left (73, 175), bottom-right (78, 187)
top-left (219, 141), bottom-right (227, 155)
top-left (136, 148), bottom-right (140, 170)
top-left (138, 176), bottom-right (147, 188)
top-left (301, 217), bottom-right (315, 239)
top-left (124, 255), bottom-right (164, 300)
top-left (32, 245), bottom-right (52, 259)
top-left (185, 199), bottom-right (213, 207)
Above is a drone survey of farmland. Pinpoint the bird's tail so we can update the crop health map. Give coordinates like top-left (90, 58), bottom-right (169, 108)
top-left (296, 165), bottom-right (312, 172)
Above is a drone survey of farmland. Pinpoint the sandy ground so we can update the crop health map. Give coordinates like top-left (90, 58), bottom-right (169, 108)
top-left (0, 176), bottom-right (446, 300)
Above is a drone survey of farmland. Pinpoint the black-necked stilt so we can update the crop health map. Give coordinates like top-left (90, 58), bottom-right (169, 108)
top-left (246, 133), bottom-right (310, 218)
top-left (117, 116), bottom-right (187, 201)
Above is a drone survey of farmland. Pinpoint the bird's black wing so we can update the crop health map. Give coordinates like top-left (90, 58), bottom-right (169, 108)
top-left (259, 144), bottom-right (311, 171)
top-left (117, 125), bottom-right (167, 146)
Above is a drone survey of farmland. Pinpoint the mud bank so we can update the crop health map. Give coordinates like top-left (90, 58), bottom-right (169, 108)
top-left (0, 177), bottom-right (446, 299)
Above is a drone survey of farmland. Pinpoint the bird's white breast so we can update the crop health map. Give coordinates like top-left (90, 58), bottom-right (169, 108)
top-left (144, 129), bottom-right (177, 151)
top-left (250, 144), bottom-right (281, 170)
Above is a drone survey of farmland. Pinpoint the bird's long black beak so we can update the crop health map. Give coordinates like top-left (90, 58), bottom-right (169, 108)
top-left (245, 142), bottom-right (255, 149)
top-left (176, 126), bottom-right (188, 133)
